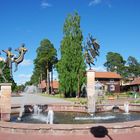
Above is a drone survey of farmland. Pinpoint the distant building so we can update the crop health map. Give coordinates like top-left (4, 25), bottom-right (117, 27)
top-left (95, 72), bottom-right (122, 93)
top-left (127, 77), bottom-right (140, 93)
top-left (39, 80), bottom-right (59, 93)
top-left (39, 72), bottom-right (122, 94)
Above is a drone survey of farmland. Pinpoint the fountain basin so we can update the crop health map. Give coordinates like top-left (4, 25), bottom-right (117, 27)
top-left (10, 111), bottom-right (140, 124)
top-left (1, 103), bottom-right (140, 135)
top-left (0, 120), bottom-right (140, 135)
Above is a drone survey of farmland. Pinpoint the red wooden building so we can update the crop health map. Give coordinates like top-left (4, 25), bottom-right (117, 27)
top-left (95, 72), bottom-right (122, 93)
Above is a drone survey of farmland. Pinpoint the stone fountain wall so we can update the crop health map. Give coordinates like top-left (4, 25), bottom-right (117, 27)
top-left (0, 83), bottom-right (11, 121)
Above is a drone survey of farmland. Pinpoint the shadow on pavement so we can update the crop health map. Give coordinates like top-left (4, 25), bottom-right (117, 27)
top-left (90, 126), bottom-right (113, 140)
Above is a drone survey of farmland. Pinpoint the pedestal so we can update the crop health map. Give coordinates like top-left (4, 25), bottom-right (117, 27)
top-left (0, 83), bottom-right (12, 121)
top-left (87, 70), bottom-right (96, 113)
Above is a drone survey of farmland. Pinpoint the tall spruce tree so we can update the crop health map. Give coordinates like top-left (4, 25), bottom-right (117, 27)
top-left (57, 12), bottom-right (86, 97)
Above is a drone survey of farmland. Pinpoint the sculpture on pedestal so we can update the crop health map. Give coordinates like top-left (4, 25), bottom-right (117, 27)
top-left (0, 43), bottom-right (27, 82)
top-left (84, 34), bottom-right (100, 113)
top-left (84, 34), bottom-right (100, 69)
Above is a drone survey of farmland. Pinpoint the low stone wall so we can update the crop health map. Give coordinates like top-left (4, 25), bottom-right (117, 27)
top-left (11, 104), bottom-right (87, 114)
top-left (46, 104), bottom-right (87, 112)
top-left (0, 121), bottom-right (140, 135)
top-left (10, 103), bottom-right (140, 116)
top-left (96, 104), bottom-right (140, 112)
top-left (1, 104), bottom-right (140, 135)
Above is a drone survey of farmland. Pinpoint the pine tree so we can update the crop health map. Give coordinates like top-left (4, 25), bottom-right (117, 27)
top-left (31, 39), bottom-right (57, 93)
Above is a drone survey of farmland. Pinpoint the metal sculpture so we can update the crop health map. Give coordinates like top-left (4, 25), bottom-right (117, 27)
top-left (13, 43), bottom-right (27, 72)
top-left (0, 65), bottom-right (7, 82)
top-left (2, 47), bottom-right (14, 78)
top-left (0, 43), bottom-right (27, 82)
top-left (84, 34), bottom-right (100, 69)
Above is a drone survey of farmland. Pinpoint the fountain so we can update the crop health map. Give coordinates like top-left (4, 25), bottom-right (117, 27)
top-left (124, 101), bottom-right (129, 114)
top-left (17, 85), bottom-right (39, 120)
top-left (112, 105), bottom-right (120, 113)
top-left (17, 105), bottom-right (24, 121)
top-left (24, 85), bottom-right (39, 94)
top-left (46, 108), bottom-right (54, 124)
top-left (1, 42), bottom-right (140, 137)
top-left (4, 82), bottom-right (140, 135)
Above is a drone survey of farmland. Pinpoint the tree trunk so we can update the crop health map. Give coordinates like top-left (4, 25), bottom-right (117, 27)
top-left (47, 68), bottom-right (51, 94)
top-left (77, 74), bottom-right (80, 98)
top-left (40, 73), bottom-right (43, 93)
top-left (51, 69), bottom-right (53, 94)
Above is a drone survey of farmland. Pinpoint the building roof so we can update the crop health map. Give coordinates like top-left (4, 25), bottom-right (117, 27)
top-left (39, 80), bottom-right (46, 89)
top-left (39, 80), bottom-right (59, 89)
top-left (50, 80), bottom-right (59, 89)
top-left (95, 72), bottom-right (121, 79)
top-left (129, 77), bottom-right (140, 85)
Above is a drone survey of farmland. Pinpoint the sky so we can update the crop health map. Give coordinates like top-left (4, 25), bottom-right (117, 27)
top-left (0, 0), bottom-right (140, 85)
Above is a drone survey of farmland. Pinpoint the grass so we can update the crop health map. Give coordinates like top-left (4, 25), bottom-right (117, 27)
top-left (40, 92), bottom-right (140, 105)
top-left (130, 100), bottom-right (140, 104)
top-left (41, 93), bottom-right (64, 98)
top-left (65, 97), bottom-right (87, 105)
top-left (105, 92), bottom-right (140, 99)
top-left (41, 93), bottom-right (87, 105)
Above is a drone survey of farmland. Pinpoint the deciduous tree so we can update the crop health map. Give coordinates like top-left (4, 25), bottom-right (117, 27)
top-left (57, 12), bottom-right (86, 97)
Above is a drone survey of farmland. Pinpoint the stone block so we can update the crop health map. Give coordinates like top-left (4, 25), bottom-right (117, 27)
top-left (0, 83), bottom-right (11, 121)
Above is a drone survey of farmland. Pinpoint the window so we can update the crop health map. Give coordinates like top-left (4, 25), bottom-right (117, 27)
top-left (110, 85), bottom-right (115, 91)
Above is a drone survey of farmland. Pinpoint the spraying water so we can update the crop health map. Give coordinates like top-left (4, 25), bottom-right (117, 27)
top-left (124, 102), bottom-right (129, 114)
top-left (46, 108), bottom-right (54, 124)
top-left (17, 85), bottom-right (39, 121)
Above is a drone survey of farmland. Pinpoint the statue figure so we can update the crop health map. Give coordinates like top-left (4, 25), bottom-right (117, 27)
top-left (0, 43), bottom-right (27, 82)
top-left (2, 47), bottom-right (14, 78)
top-left (84, 49), bottom-right (95, 68)
top-left (13, 43), bottom-right (27, 72)
top-left (84, 34), bottom-right (100, 69)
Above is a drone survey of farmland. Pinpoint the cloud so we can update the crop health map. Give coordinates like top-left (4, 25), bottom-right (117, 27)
top-left (94, 66), bottom-right (107, 72)
top-left (41, 0), bottom-right (52, 8)
top-left (89, 0), bottom-right (112, 8)
top-left (18, 74), bottom-right (32, 79)
top-left (20, 59), bottom-right (33, 66)
top-left (16, 74), bottom-right (32, 85)
top-left (87, 66), bottom-right (107, 72)
top-left (89, 0), bottom-right (102, 6)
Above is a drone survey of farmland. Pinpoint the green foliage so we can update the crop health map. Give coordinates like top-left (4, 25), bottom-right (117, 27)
top-left (0, 61), bottom-right (17, 91)
top-left (30, 39), bottom-right (57, 85)
top-left (57, 12), bottom-right (86, 97)
top-left (104, 52), bottom-right (126, 77)
top-left (126, 56), bottom-right (140, 77)
top-left (13, 84), bottom-right (25, 92)
top-left (130, 100), bottom-right (140, 104)
top-left (104, 52), bottom-right (140, 79)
